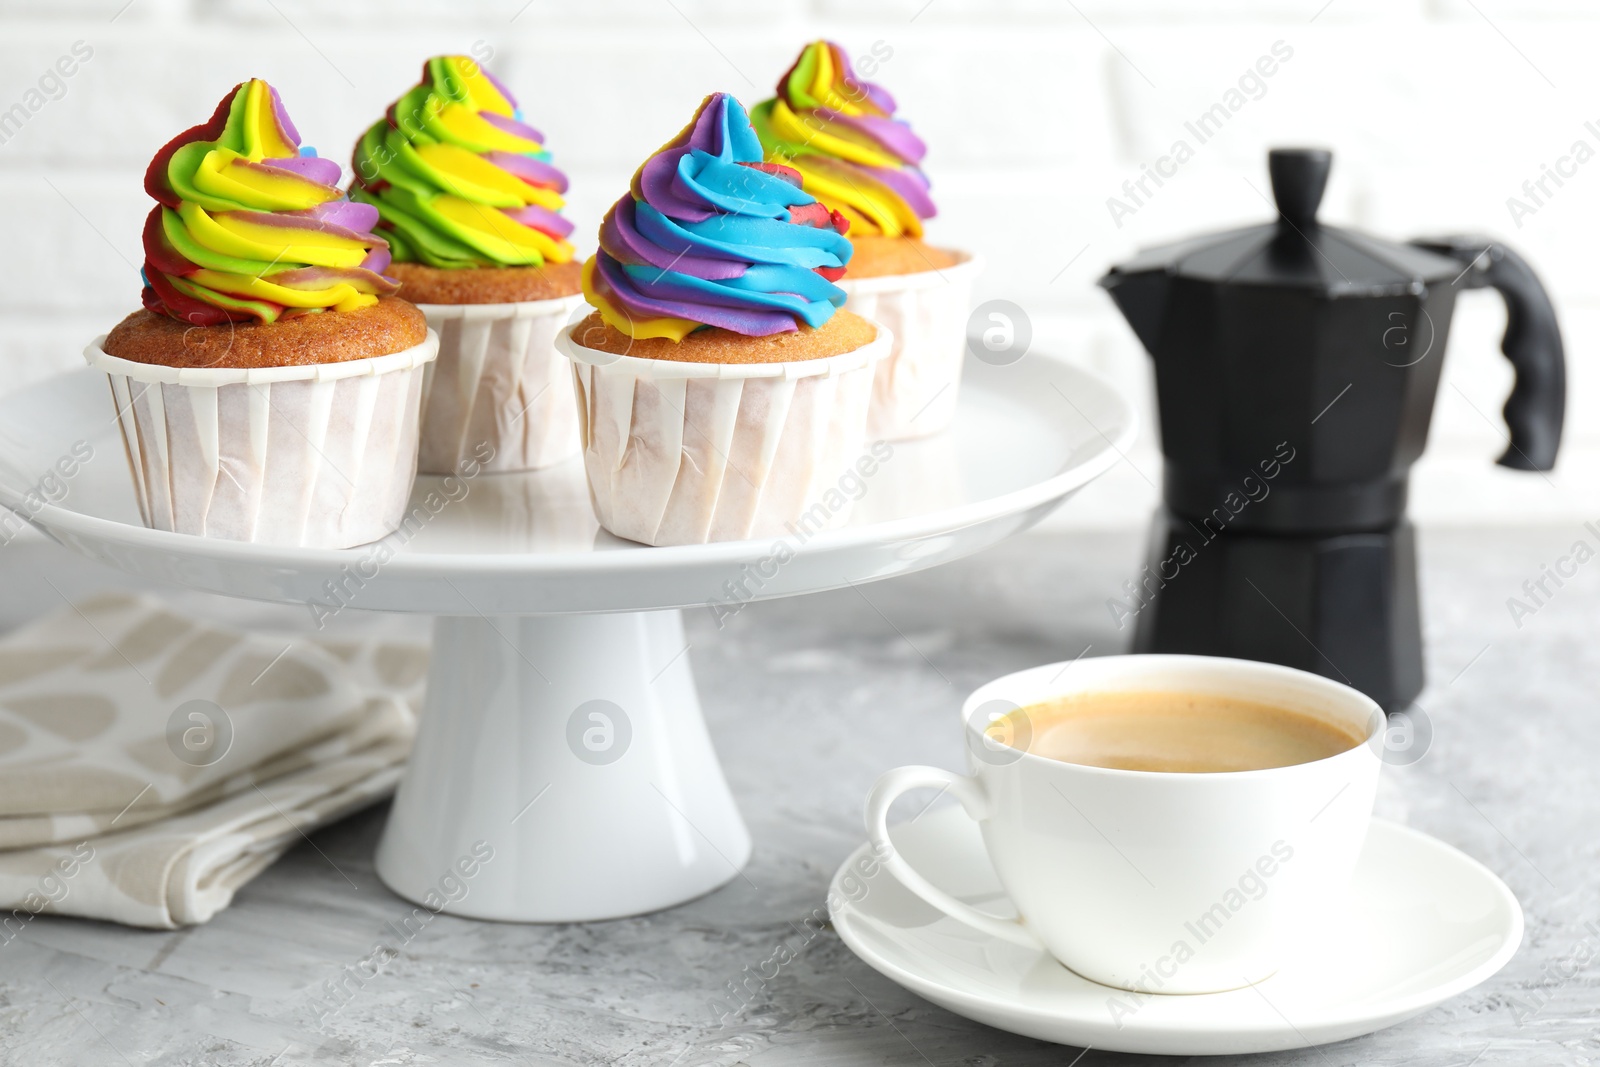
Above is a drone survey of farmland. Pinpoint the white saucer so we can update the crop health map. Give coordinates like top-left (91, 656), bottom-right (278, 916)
top-left (829, 806), bottom-right (1522, 1056)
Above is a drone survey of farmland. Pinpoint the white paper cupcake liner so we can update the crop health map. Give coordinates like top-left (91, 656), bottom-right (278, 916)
top-left (838, 251), bottom-right (984, 441)
top-left (558, 321), bottom-right (892, 547)
top-left (85, 333), bottom-right (439, 549)
top-left (414, 294), bottom-right (587, 475)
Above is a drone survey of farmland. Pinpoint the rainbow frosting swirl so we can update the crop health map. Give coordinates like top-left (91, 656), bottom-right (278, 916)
top-left (583, 93), bottom-right (853, 341)
top-left (141, 79), bottom-right (398, 326)
top-left (751, 40), bottom-right (935, 239)
top-left (351, 56), bottom-right (575, 270)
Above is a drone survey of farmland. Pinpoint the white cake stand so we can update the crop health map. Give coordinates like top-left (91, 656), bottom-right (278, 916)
top-left (0, 355), bottom-right (1134, 921)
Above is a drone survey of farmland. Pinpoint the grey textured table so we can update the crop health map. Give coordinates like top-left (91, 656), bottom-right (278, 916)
top-left (0, 526), bottom-right (1594, 1066)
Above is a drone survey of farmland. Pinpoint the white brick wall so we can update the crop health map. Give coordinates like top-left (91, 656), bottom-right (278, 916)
top-left (2, 0), bottom-right (1597, 528)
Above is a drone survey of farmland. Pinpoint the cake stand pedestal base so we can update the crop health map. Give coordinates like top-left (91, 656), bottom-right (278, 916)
top-left (374, 610), bottom-right (750, 921)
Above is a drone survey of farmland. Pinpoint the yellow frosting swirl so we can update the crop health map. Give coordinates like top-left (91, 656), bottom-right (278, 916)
top-left (142, 79), bottom-right (397, 325)
top-left (351, 56), bottom-right (576, 269)
top-left (751, 40), bottom-right (935, 238)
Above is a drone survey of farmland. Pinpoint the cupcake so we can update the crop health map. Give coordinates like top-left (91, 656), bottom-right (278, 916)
top-left (752, 41), bottom-right (982, 440)
top-left (352, 55), bottom-right (584, 475)
top-left (87, 78), bottom-right (437, 549)
top-left (559, 92), bottom-right (892, 547)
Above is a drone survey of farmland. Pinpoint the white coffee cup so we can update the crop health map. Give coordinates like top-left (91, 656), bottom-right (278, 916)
top-left (865, 654), bottom-right (1384, 995)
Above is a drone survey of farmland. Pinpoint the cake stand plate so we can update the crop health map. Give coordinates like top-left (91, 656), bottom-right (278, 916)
top-left (0, 355), bottom-right (1134, 921)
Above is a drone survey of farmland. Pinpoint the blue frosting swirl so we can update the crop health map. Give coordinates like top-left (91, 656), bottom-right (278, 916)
top-left (583, 92), bottom-right (854, 340)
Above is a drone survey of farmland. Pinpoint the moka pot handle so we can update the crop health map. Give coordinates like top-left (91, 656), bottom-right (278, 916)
top-left (1410, 236), bottom-right (1565, 471)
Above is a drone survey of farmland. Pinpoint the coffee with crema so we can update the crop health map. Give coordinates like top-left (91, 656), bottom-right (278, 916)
top-left (990, 690), bottom-right (1364, 773)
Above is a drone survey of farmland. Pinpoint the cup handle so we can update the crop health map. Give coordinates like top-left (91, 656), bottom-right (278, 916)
top-left (864, 766), bottom-right (1046, 950)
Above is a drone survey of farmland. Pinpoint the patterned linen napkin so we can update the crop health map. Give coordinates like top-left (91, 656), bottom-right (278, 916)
top-left (0, 594), bottom-right (426, 929)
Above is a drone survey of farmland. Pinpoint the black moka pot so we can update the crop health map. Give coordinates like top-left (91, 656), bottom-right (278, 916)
top-left (1099, 148), bottom-right (1565, 710)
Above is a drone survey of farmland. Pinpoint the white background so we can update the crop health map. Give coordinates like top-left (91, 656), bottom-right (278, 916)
top-left (1, 0), bottom-right (1595, 530)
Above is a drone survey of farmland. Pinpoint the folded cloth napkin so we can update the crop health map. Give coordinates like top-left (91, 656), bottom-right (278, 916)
top-left (0, 594), bottom-right (426, 929)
